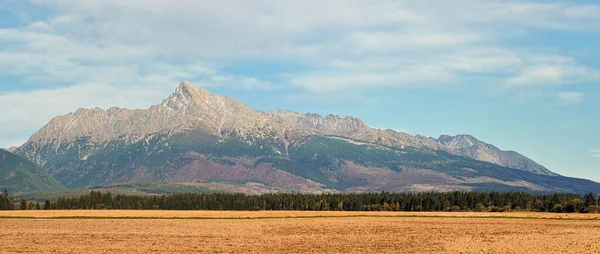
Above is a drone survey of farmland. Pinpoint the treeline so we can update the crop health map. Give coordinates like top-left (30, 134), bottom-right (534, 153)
top-left (0, 189), bottom-right (43, 210)
top-left (37, 191), bottom-right (600, 213)
top-left (0, 189), bottom-right (16, 210)
top-left (2, 189), bottom-right (599, 213)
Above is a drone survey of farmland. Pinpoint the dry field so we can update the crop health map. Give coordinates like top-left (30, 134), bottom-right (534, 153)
top-left (1, 211), bottom-right (600, 253)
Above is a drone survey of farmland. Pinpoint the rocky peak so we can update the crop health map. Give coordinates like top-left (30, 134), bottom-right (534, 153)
top-left (161, 81), bottom-right (212, 110)
top-left (264, 110), bottom-right (367, 135)
top-left (439, 134), bottom-right (480, 149)
top-left (438, 134), bottom-right (502, 150)
top-left (178, 80), bottom-right (195, 90)
top-left (437, 134), bottom-right (556, 176)
top-left (177, 81), bottom-right (212, 99)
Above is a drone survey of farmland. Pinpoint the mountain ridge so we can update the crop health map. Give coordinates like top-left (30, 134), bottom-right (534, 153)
top-left (14, 81), bottom-right (598, 194)
top-left (19, 81), bottom-right (551, 176)
top-left (18, 81), bottom-right (445, 167)
top-left (437, 134), bottom-right (556, 176)
top-left (0, 149), bottom-right (66, 193)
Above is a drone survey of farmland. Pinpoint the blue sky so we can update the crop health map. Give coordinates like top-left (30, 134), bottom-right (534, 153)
top-left (0, 0), bottom-right (599, 181)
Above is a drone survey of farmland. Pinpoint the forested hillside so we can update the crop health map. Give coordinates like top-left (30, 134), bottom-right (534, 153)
top-left (0, 149), bottom-right (65, 193)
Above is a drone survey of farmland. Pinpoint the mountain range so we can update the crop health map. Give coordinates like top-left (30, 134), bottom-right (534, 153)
top-left (4, 81), bottom-right (599, 194)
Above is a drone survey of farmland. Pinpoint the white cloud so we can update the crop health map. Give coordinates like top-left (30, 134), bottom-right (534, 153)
top-left (291, 64), bottom-right (457, 93)
top-left (507, 66), bottom-right (564, 87)
top-left (418, 1), bottom-right (600, 30)
top-left (349, 31), bottom-right (480, 53)
top-left (204, 75), bottom-right (276, 90)
top-left (556, 92), bottom-right (585, 104)
top-left (439, 48), bottom-right (523, 73)
top-left (589, 149), bottom-right (600, 158)
top-left (506, 64), bottom-right (600, 87)
top-left (563, 5), bottom-right (600, 20)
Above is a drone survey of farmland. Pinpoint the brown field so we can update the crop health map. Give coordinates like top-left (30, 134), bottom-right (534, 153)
top-left (1, 211), bottom-right (600, 253)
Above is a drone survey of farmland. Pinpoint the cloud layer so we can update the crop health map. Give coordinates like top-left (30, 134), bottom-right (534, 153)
top-left (1, 0), bottom-right (600, 147)
top-left (4, 0), bottom-right (599, 91)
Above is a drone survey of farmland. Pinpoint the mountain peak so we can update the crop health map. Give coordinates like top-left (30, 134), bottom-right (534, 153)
top-left (179, 80), bottom-right (195, 88)
top-left (437, 134), bottom-right (480, 149)
top-left (176, 81), bottom-right (212, 97)
top-left (164, 81), bottom-right (217, 110)
top-left (176, 81), bottom-right (204, 93)
top-left (437, 134), bottom-right (556, 176)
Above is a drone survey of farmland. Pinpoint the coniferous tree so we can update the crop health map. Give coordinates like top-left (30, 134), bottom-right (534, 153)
top-left (584, 193), bottom-right (596, 207)
top-left (20, 199), bottom-right (27, 210)
top-left (34, 190), bottom-right (597, 213)
top-left (0, 189), bottom-right (11, 210)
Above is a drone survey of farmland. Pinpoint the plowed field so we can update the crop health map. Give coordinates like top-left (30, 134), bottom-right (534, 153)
top-left (1, 211), bottom-right (599, 253)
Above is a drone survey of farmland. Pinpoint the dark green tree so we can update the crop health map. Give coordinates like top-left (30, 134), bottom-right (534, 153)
top-left (20, 199), bottom-right (27, 210)
top-left (35, 190), bottom-right (596, 213)
top-left (584, 193), bottom-right (596, 207)
top-left (0, 189), bottom-right (11, 210)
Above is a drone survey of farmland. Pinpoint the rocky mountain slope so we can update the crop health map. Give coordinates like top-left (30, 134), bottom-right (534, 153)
top-left (437, 135), bottom-right (556, 176)
top-left (0, 149), bottom-right (65, 193)
top-left (13, 82), bottom-right (600, 194)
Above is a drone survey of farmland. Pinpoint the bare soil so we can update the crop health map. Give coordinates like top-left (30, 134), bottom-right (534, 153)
top-left (1, 211), bottom-right (599, 253)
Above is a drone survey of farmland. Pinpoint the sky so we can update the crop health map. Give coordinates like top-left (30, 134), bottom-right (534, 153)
top-left (0, 0), bottom-right (599, 181)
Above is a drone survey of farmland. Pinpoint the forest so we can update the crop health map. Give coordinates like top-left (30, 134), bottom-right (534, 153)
top-left (2, 189), bottom-right (599, 213)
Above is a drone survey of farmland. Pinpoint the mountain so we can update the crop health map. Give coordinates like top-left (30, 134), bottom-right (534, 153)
top-left (13, 81), bottom-right (600, 194)
top-left (0, 149), bottom-right (66, 193)
top-left (437, 135), bottom-right (556, 176)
